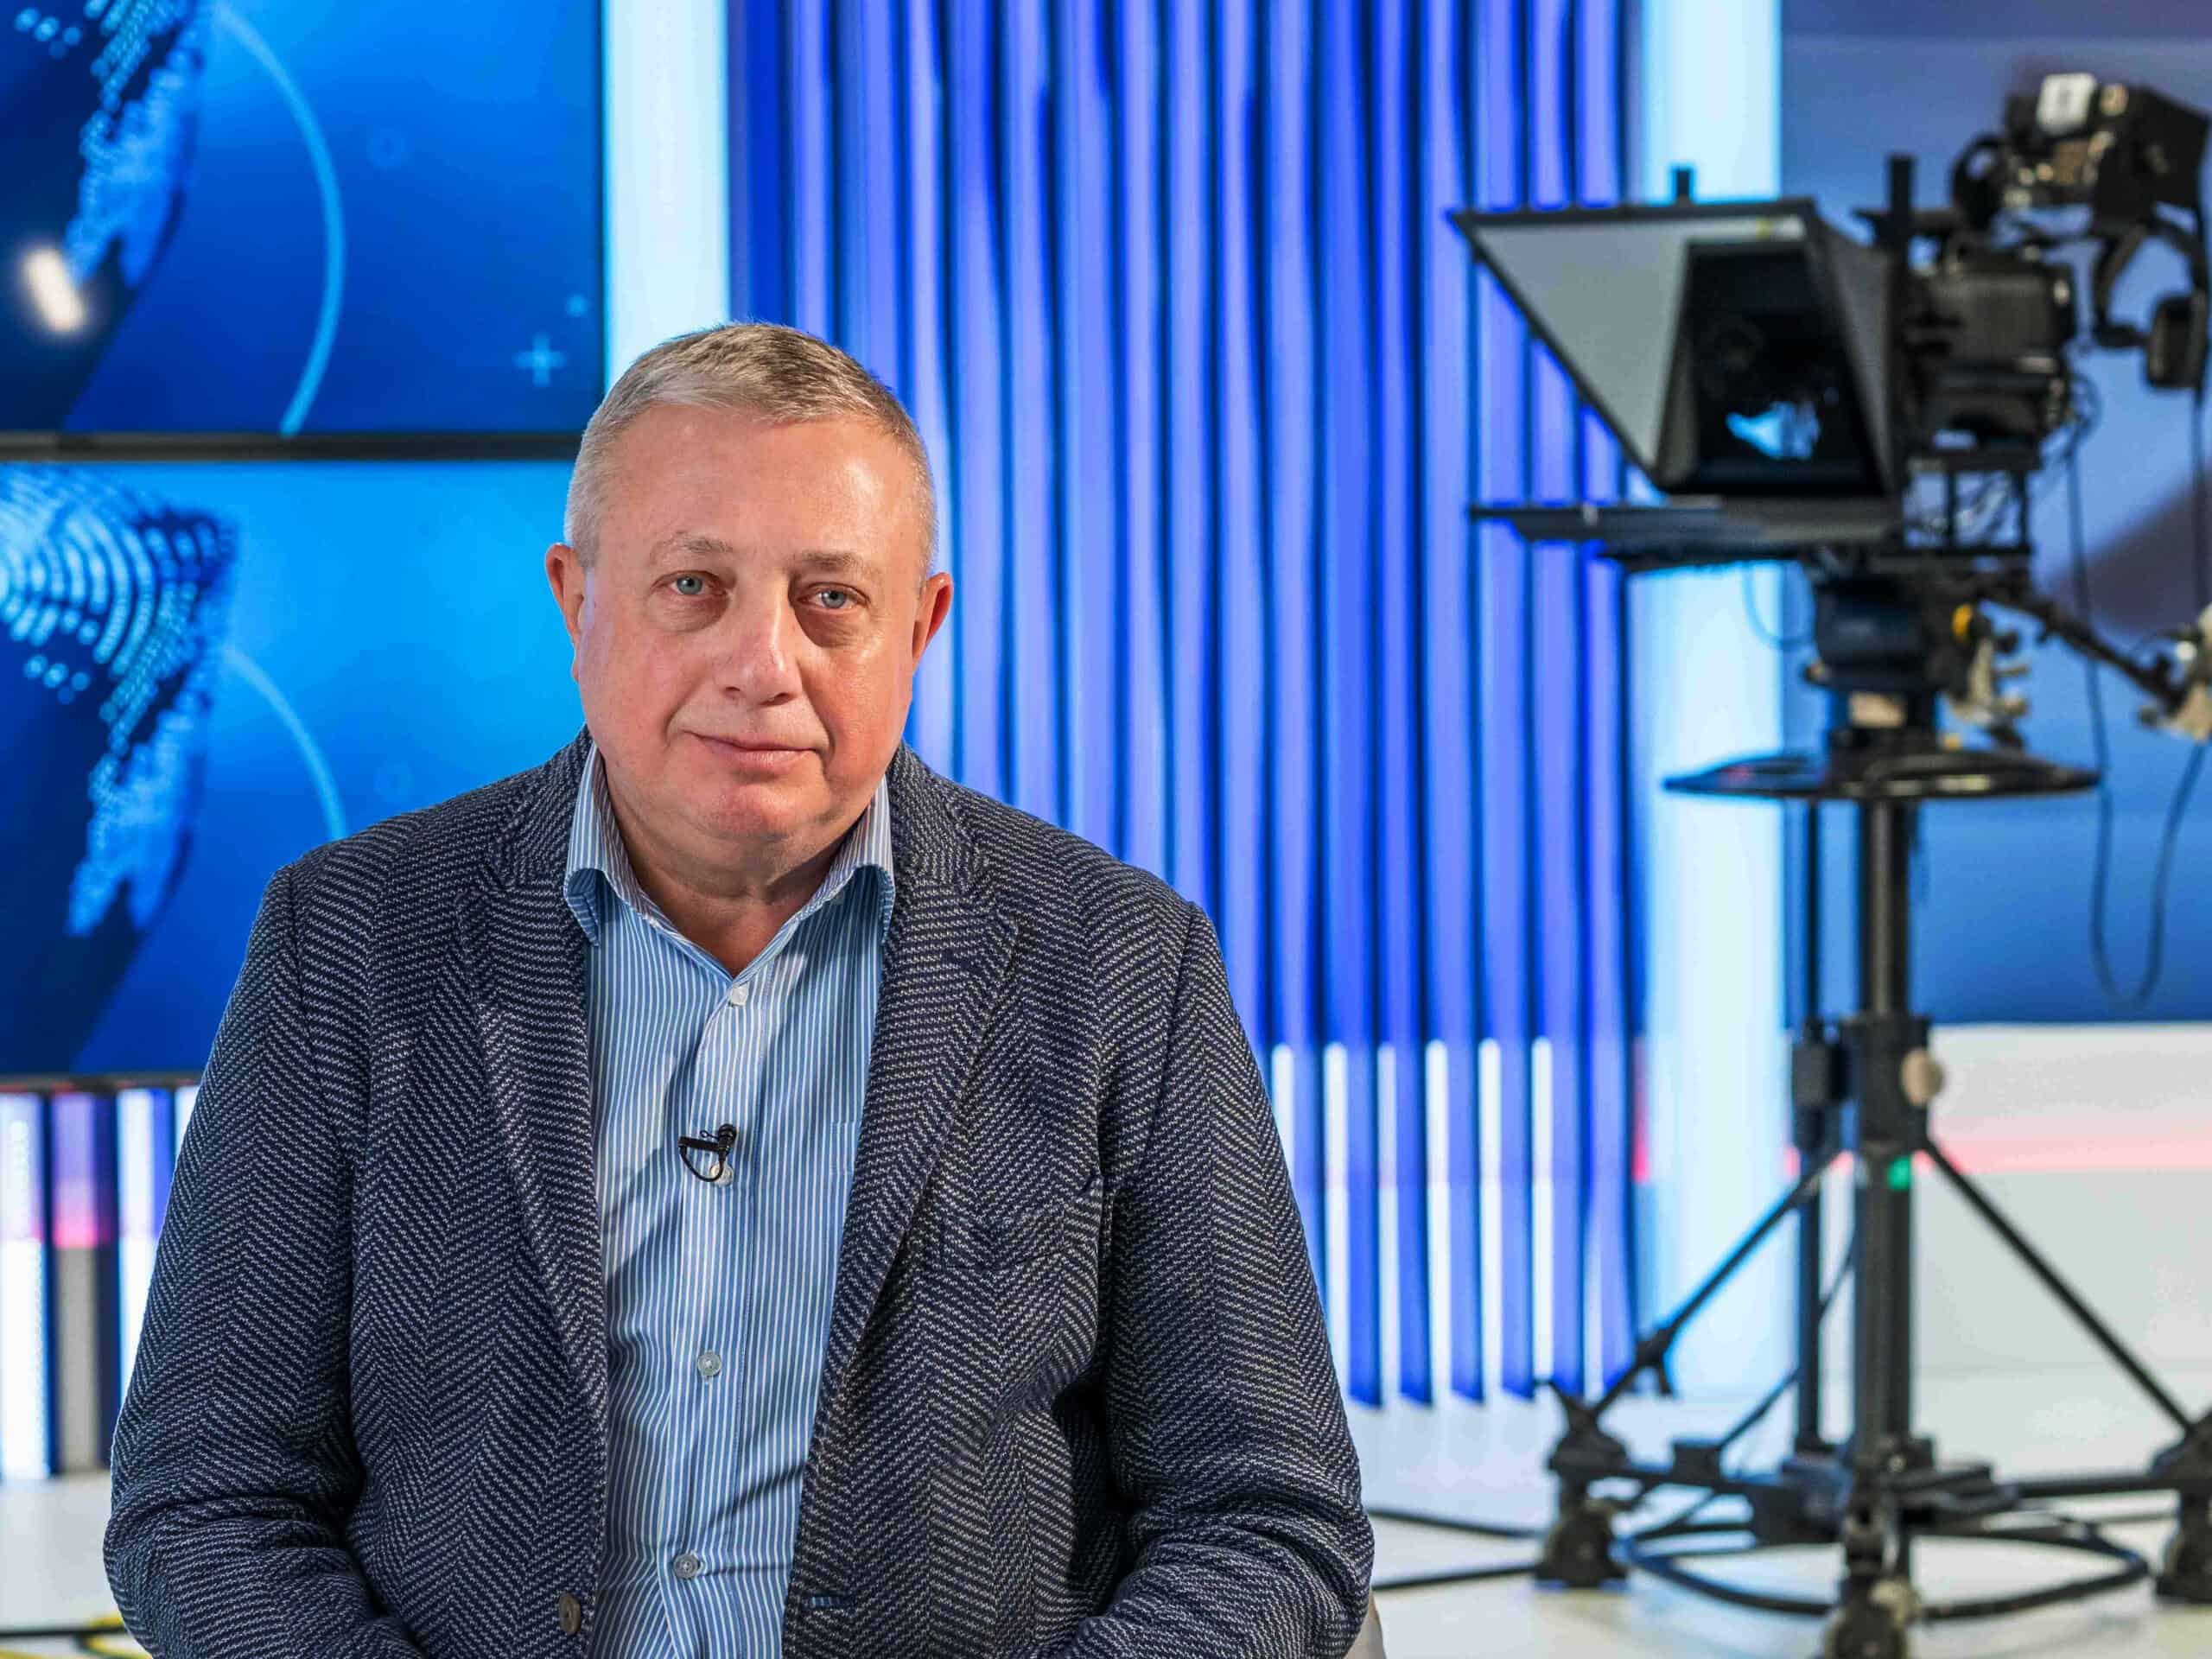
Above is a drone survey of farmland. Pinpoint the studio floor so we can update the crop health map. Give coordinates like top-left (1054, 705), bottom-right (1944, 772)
top-left (1351, 1364), bottom-right (2212, 1657)
top-left (3, 1367), bottom-right (2208, 1657)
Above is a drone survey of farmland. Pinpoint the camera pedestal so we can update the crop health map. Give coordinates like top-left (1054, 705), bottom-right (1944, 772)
top-left (1528, 734), bottom-right (2212, 1658)
top-left (1446, 104), bottom-right (2212, 1656)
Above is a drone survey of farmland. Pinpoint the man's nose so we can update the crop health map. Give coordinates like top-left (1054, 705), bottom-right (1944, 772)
top-left (714, 594), bottom-right (803, 702)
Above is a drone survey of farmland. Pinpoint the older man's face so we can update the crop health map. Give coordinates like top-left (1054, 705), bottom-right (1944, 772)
top-left (548, 404), bottom-right (949, 871)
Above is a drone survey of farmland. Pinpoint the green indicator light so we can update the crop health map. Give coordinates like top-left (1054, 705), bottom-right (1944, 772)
top-left (1888, 1157), bottom-right (1913, 1191)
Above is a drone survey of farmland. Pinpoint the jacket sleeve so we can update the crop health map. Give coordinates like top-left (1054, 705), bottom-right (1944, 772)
top-left (104, 861), bottom-right (429, 1658)
top-left (1056, 902), bottom-right (1373, 1658)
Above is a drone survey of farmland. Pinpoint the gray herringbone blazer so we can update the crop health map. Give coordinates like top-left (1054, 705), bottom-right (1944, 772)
top-left (105, 730), bottom-right (1371, 1658)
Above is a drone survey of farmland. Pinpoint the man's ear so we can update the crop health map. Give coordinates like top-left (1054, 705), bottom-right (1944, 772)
top-left (911, 570), bottom-right (953, 662)
top-left (545, 543), bottom-right (588, 664)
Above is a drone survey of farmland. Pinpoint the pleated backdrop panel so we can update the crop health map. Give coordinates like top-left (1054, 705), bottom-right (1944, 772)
top-left (727, 0), bottom-right (1635, 1406)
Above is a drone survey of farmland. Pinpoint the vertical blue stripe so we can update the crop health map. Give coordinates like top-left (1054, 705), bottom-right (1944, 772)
top-left (835, 3), bottom-right (899, 378)
top-left (1112, 0), bottom-right (1167, 878)
top-left (1315, 0), bottom-right (1379, 1406)
top-left (1578, 0), bottom-right (1638, 1390)
top-left (1416, 0), bottom-right (1478, 1405)
top-left (1585, 550), bottom-right (1636, 1385)
top-left (1529, 0), bottom-right (1586, 1395)
top-left (734, 0), bottom-right (788, 321)
top-left (148, 1090), bottom-right (178, 1240)
top-left (946, 0), bottom-right (1006, 799)
top-left (1256, 0), bottom-right (1326, 1296)
top-left (1213, 3), bottom-right (1268, 1065)
top-left (1001, 2), bottom-right (1058, 824)
top-left (1055, 0), bottom-right (1119, 855)
top-left (1476, 0), bottom-right (1536, 1401)
top-left (787, 0), bottom-right (833, 335)
top-left (900, 0), bottom-right (957, 772)
top-left (1367, 0), bottom-right (1422, 1412)
top-left (1160, 0), bottom-right (1212, 912)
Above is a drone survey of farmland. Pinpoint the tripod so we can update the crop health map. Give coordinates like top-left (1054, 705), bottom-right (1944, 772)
top-left (1533, 610), bottom-right (2212, 1659)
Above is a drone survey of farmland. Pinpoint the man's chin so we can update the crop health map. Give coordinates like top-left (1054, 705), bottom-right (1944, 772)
top-left (690, 778), bottom-right (821, 843)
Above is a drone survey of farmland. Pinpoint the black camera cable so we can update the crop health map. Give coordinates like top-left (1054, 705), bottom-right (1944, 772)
top-left (2071, 403), bottom-right (2209, 1010)
top-left (1367, 1229), bottom-right (1858, 1593)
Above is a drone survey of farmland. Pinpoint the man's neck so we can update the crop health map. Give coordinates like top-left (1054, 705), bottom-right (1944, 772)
top-left (604, 786), bottom-right (855, 978)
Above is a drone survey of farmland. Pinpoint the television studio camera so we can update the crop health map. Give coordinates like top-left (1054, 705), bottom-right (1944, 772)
top-left (1447, 73), bottom-right (2212, 1659)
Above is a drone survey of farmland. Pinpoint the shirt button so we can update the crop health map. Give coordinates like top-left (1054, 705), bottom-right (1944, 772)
top-left (696, 1348), bottom-right (722, 1377)
top-left (672, 1550), bottom-right (702, 1580)
top-left (726, 982), bottom-right (749, 1007)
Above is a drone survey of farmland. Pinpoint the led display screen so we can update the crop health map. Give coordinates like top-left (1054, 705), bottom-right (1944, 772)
top-left (3, 0), bottom-right (603, 451)
top-left (1, 459), bottom-right (584, 1074)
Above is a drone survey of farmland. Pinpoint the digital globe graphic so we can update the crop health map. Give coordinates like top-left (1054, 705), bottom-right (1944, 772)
top-left (0, 467), bottom-right (237, 1071)
top-left (3, 0), bottom-right (212, 429)
top-left (3, 3), bottom-right (232, 1071)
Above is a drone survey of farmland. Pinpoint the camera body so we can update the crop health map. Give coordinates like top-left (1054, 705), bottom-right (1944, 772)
top-left (1898, 73), bottom-right (2211, 454)
top-left (1993, 75), bottom-right (2207, 229)
top-left (1907, 251), bottom-right (2077, 446)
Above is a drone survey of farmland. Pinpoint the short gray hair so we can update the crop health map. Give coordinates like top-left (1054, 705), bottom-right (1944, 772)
top-left (564, 321), bottom-right (938, 575)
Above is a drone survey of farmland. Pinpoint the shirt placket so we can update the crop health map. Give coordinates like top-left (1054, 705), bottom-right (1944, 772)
top-left (663, 957), bottom-right (756, 1643)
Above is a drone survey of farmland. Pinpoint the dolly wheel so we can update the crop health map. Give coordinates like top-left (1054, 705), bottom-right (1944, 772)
top-left (2156, 1506), bottom-right (2212, 1605)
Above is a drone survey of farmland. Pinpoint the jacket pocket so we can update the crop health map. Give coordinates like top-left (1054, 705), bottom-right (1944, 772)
top-left (930, 1173), bottom-right (1104, 1272)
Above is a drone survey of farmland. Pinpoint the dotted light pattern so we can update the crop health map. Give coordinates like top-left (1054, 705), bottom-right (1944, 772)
top-left (81, 0), bottom-right (198, 105)
top-left (0, 468), bottom-right (237, 936)
top-left (10, 5), bottom-right (86, 57)
top-left (8, 0), bottom-right (213, 286)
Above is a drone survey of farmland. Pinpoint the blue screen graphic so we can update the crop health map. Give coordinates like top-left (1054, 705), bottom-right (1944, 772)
top-left (0, 460), bottom-right (584, 1073)
top-left (2, 0), bottom-right (603, 439)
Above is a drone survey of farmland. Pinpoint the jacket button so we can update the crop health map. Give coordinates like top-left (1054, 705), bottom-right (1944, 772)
top-left (556, 1592), bottom-right (582, 1636)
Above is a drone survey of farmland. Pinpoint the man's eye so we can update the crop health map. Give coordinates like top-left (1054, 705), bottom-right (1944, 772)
top-left (671, 575), bottom-right (708, 597)
top-left (815, 588), bottom-right (854, 611)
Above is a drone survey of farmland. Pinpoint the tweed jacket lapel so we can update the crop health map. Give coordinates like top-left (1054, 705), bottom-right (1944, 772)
top-left (816, 741), bottom-right (1016, 1406)
top-left (460, 730), bottom-right (1013, 1466)
top-left (461, 732), bottom-right (607, 1475)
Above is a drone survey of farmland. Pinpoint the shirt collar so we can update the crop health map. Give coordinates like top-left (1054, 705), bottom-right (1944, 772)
top-left (562, 742), bottom-right (896, 948)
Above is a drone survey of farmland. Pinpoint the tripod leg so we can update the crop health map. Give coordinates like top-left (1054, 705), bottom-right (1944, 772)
top-left (1936, 1133), bottom-right (2212, 1599)
top-left (1922, 1138), bottom-right (2193, 1433)
top-left (1821, 799), bottom-right (1924, 1659)
top-left (1589, 1154), bottom-right (1836, 1415)
top-left (1796, 1157), bottom-right (1827, 1453)
top-left (1847, 1134), bottom-right (1918, 1526)
top-left (1538, 1157), bottom-right (1837, 1592)
top-left (1849, 803), bottom-right (1923, 1477)
top-left (1872, 1107), bottom-right (1918, 1573)
top-left (1795, 798), bottom-right (1835, 1457)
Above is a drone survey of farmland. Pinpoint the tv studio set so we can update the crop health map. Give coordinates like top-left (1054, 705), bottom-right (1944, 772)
top-left (3, 2), bottom-right (2212, 1656)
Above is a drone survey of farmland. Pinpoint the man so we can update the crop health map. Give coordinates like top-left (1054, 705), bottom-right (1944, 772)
top-left (105, 322), bottom-right (1375, 1656)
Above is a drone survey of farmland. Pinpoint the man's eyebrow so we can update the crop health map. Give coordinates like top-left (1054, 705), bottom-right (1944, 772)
top-left (789, 548), bottom-right (877, 577)
top-left (645, 537), bottom-right (877, 578)
top-left (648, 532), bottom-right (738, 565)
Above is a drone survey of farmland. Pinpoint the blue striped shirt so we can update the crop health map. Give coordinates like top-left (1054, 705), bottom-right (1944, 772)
top-left (561, 743), bottom-right (893, 1658)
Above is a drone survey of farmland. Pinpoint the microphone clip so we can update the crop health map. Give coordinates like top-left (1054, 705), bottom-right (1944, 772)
top-left (677, 1122), bottom-right (738, 1184)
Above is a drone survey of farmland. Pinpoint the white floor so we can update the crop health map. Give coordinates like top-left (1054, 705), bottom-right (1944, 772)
top-left (1354, 1365), bottom-right (2212, 1657)
top-left (5, 1369), bottom-right (2209, 1657)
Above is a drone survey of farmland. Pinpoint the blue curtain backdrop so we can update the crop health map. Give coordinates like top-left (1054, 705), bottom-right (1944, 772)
top-left (727, 0), bottom-right (1636, 1408)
